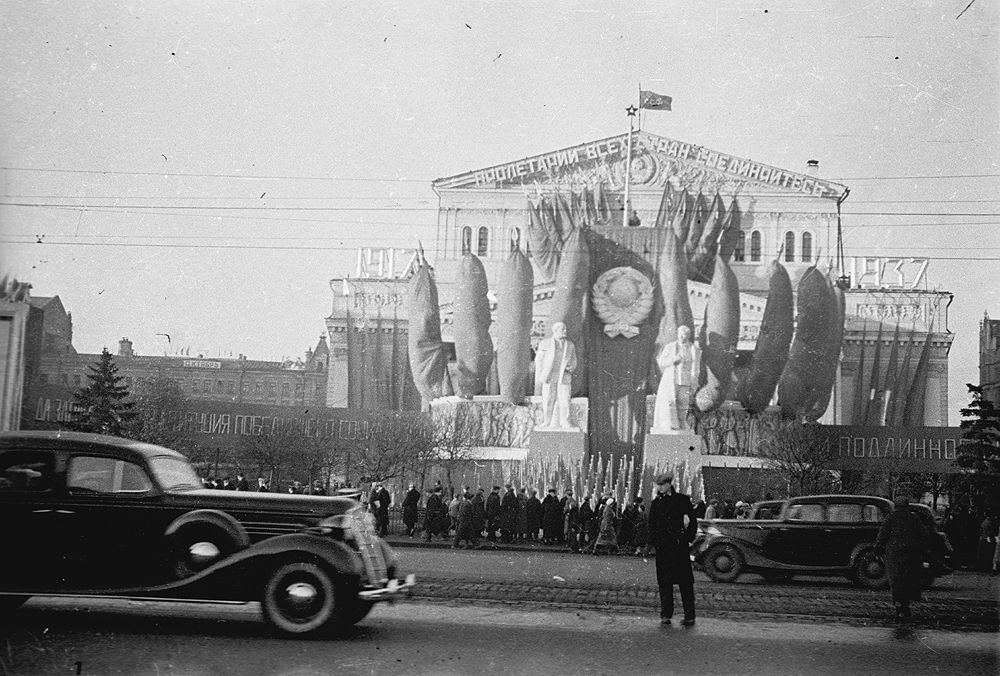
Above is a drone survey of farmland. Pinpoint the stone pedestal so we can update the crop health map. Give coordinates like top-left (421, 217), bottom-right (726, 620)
top-left (528, 428), bottom-right (588, 466)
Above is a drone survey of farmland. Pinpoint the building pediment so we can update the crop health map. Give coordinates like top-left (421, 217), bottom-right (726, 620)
top-left (434, 131), bottom-right (846, 200)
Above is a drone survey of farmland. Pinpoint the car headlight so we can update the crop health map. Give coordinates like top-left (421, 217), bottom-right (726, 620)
top-left (703, 526), bottom-right (723, 537)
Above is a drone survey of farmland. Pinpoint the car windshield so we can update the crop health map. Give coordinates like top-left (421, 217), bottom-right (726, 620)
top-left (149, 455), bottom-right (203, 490)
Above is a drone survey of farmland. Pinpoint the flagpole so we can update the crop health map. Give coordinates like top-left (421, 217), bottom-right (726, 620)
top-left (623, 103), bottom-right (637, 226)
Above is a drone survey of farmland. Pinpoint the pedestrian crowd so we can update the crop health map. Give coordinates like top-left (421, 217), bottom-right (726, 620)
top-left (394, 482), bottom-right (671, 557)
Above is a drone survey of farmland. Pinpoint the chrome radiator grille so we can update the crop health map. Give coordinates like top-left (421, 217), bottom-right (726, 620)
top-left (348, 509), bottom-right (388, 584)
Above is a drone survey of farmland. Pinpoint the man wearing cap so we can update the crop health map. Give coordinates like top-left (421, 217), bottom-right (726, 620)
top-left (648, 473), bottom-right (698, 626)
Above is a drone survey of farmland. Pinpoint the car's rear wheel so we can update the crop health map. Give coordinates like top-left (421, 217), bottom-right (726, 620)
top-left (167, 525), bottom-right (239, 580)
top-left (261, 561), bottom-right (336, 637)
top-left (854, 549), bottom-right (889, 589)
top-left (704, 544), bottom-right (744, 583)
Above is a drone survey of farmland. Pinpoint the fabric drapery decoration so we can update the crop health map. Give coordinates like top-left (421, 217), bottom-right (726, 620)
top-left (804, 273), bottom-right (845, 422)
top-left (861, 320), bottom-right (886, 426)
top-left (901, 323), bottom-right (934, 426)
top-left (585, 230), bottom-right (660, 485)
top-left (687, 192), bottom-right (727, 283)
top-left (496, 249), bottom-right (534, 404)
top-left (887, 325), bottom-right (918, 427)
top-left (452, 252), bottom-right (494, 398)
top-left (777, 265), bottom-right (834, 419)
top-left (734, 259), bottom-right (793, 414)
top-left (407, 258), bottom-right (449, 403)
top-left (695, 256), bottom-right (740, 412)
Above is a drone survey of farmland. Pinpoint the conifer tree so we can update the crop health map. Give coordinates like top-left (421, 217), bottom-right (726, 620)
top-left (71, 348), bottom-right (134, 436)
top-left (958, 383), bottom-right (1000, 475)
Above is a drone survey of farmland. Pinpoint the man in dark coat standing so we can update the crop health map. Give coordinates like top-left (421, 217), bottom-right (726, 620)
top-left (423, 487), bottom-right (445, 542)
top-left (647, 473), bottom-right (697, 625)
top-left (453, 492), bottom-right (478, 549)
top-left (875, 495), bottom-right (929, 621)
top-left (541, 488), bottom-right (561, 545)
top-left (500, 484), bottom-right (518, 543)
top-left (485, 486), bottom-right (502, 542)
top-left (402, 483), bottom-right (421, 537)
top-left (372, 483), bottom-right (391, 537)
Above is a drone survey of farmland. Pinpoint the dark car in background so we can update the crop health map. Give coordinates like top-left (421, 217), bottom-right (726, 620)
top-left (0, 431), bottom-right (414, 636)
top-left (692, 495), bottom-right (896, 588)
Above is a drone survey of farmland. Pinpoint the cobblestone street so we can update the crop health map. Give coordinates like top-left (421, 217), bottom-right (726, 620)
top-left (389, 538), bottom-right (999, 631)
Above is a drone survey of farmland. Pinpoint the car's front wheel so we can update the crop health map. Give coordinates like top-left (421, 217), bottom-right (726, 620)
top-left (704, 544), bottom-right (744, 583)
top-left (261, 561), bottom-right (336, 637)
top-left (853, 549), bottom-right (889, 589)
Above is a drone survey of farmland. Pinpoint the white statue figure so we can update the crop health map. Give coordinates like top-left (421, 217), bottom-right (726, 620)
top-left (651, 325), bottom-right (702, 433)
top-left (535, 321), bottom-right (578, 429)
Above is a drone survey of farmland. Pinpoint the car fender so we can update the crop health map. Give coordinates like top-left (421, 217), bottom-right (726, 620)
top-left (164, 509), bottom-right (251, 550)
top-left (696, 535), bottom-right (768, 568)
top-left (127, 532), bottom-right (364, 602)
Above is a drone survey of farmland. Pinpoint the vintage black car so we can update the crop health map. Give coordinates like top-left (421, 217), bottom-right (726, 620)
top-left (0, 431), bottom-right (415, 636)
top-left (692, 494), bottom-right (897, 588)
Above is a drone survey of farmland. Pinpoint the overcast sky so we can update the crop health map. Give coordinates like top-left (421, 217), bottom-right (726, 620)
top-left (1, 1), bottom-right (997, 423)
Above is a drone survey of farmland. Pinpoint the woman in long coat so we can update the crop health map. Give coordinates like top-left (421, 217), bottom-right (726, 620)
top-left (593, 496), bottom-right (620, 555)
top-left (875, 496), bottom-right (929, 621)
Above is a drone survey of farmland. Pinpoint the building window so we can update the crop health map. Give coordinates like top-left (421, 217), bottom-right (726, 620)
top-left (510, 226), bottom-right (521, 249)
top-left (255, 382), bottom-right (262, 395)
top-left (295, 382), bottom-right (304, 393)
top-left (268, 383), bottom-right (276, 396)
top-left (316, 383), bottom-right (324, 395)
top-left (216, 380), bottom-right (223, 393)
top-left (732, 230), bottom-right (746, 262)
top-left (73, 374), bottom-right (81, 386)
top-left (228, 382), bottom-right (236, 394)
top-left (203, 380), bottom-right (211, 392)
top-left (39, 373), bottom-right (48, 385)
top-left (191, 380), bottom-right (199, 392)
top-left (477, 226), bottom-right (489, 257)
top-left (784, 231), bottom-right (796, 262)
top-left (750, 231), bottom-right (762, 262)
top-left (461, 226), bottom-right (472, 254)
top-left (801, 232), bottom-right (813, 262)
top-left (282, 383), bottom-right (290, 397)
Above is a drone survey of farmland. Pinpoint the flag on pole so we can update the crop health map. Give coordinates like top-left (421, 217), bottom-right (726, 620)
top-left (639, 90), bottom-right (672, 111)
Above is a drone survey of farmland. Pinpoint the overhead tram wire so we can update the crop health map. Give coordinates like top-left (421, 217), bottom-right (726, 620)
top-left (7, 193), bottom-right (1000, 205)
top-left (2, 201), bottom-right (999, 218)
top-left (3, 237), bottom-right (1000, 261)
top-left (5, 165), bottom-right (1000, 181)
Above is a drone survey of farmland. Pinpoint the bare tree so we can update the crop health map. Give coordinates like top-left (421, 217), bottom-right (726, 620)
top-left (234, 422), bottom-right (332, 492)
top-left (429, 403), bottom-right (480, 495)
top-left (351, 411), bottom-right (436, 485)
top-left (760, 421), bottom-right (837, 497)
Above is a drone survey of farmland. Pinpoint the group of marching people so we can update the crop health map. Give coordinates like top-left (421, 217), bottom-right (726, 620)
top-left (399, 482), bottom-right (650, 553)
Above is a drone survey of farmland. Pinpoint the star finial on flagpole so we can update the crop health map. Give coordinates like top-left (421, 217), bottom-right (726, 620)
top-left (626, 105), bottom-right (638, 117)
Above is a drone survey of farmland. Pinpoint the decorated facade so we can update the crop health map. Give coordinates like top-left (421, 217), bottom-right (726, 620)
top-left (324, 132), bottom-right (955, 501)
